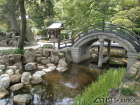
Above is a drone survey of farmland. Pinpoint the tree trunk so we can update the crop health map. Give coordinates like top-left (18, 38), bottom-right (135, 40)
top-left (138, 0), bottom-right (140, 4)
top-left (8, 0), bottom-right (20, 33)
top-left (18, 0), bottom-right (26, 49)
top-left (9, 11), bottom-right (20, 33)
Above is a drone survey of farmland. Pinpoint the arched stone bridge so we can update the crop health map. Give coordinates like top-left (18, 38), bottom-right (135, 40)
top-left (58, 22), bottom-right (140, 69)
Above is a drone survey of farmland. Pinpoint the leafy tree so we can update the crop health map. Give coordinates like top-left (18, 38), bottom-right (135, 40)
top-left (111, 7), bottom-right (140, 35)
top-left (115, 0), bottom-right (138, 10)
top-left (26, 0), bottom-right (54, 28)
top-left (54, 0), bottom-right (119, 30)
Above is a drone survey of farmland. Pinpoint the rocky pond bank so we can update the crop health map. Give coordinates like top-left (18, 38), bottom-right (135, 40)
top-left (0, 44), bottom-right (72, 104)
top-left (108, 61), bottom-right (140, 105)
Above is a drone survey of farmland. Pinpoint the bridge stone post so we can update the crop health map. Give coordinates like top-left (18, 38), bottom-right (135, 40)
top-left (71, 46), bottom-right (91, 63)
top-left (127, 52), bottom-right (138, 70)
top-left (107, 40), bottom-right (111, 58)
top-left (98, 38), bottom-right (104, 67)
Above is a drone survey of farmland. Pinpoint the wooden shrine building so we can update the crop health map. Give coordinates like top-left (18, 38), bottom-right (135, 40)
top-left (46, 21), bottom-right (63, 39)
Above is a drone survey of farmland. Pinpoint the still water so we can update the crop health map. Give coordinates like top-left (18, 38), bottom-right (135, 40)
top-left (0, 63), bottom-right (97, 105)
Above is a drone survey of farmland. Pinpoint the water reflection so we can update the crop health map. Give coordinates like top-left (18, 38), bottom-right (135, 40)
top-left (29, 63), bottom-right (96, 105)
top-left (0, 63), bottom-right (97, 105)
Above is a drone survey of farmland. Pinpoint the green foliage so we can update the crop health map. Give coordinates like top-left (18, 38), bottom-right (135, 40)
top-left (37, 29), bottom-right (46, 36)
top-left (1, 49), bottom-right (16, 55)
top-left (1, 48), bottom-right (26, 55)
top-left (54, 0), bottom-right (103, 30)
top-left (0, 35), bottom-right (4, 39)
top-left (0, 0), bottom-right (140, 35)
top-left (26, 0), bottom-right (54, 28)
top-left (115, 0), bottom-right (138, 10)
top-left (0, 0), bottom-right (6, 4)
top-left (2, 68), bottom-right (7, 73)
top-left (54, 0), bottom-right (139, 31)
top-left (126, 75), bottom-right (135, 80)
top-left (111, 6), bottom-right (140, 32)
top-left (14, 48), bottom-right (26, 55)
top-left (120, 88), bottom-right (134, 95)
top-left (73, 68), bottom-right (125, 105)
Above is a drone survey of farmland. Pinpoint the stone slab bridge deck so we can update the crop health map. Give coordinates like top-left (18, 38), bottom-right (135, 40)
top-left (58, 22), bottom-right (140, 69)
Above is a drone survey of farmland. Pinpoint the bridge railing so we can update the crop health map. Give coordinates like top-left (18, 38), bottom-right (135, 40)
top-left (58, 22), bottom-right (140, 52)
top-left (103, 23), bottom-right (140, 52)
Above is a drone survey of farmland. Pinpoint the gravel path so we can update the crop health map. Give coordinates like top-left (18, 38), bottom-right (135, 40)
top-left (0, 42), bottom-right (58, 50)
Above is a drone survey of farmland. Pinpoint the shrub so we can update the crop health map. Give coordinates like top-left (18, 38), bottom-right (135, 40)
top-left (14, 48), bottom-right (26, 55)
top-left (126, 75), bottom-right (135, 80)
top-left (120, 87), bottom-right (134, 95)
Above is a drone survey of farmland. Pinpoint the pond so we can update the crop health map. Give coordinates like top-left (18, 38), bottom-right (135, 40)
top-left (0, 63), bottom-right (98, 105)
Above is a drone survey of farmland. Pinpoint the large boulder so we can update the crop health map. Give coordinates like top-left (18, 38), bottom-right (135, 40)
top-left (48, 66), bottom-right (56, 71)
top-left (0, 85), bottom-right (9, 99)
top-left (14, 94), bottom-right (31, 104)
top-left (0, 65), bottom-right (5, 70)
top-left (9, 58), bottom-right (14, 65)
top-left (42, 68), bottom-right (52, 73)
top-left (58, 52), bottom-right (65, 58)
top-left (41, 60), bottom-right (51, 65)
top-left (63, 48), bottom-right (73, 62)
top-left (10, 74), bottom-right (21, 83)
top-left (8, 54), bottom-right (14, 65)
top-left (5, 32), bottom-right (12, 38)
top-left (37, 66), bottom-right (45, 71)
top-left (33, 71), bottom-right (46, 77)
top-left (30, 76), bottom-right (43, 85)
top-left (35, 57), bottom-right (41, 63)
top-left (36, 54), bottom-right (41, 57)
top-left (10, 83), bottom-right (23, 91)
top-left (6, 69), bottom-right (14, 75)
top-left (6, 66), bottom-right (17, 70)
top-left (56, 67), bottom-right (68, 72)
top-left (1, 55), bottom-right (9, 66)
top-left (24, 49), bottom-right (36, 63)
top-left (11, 39), bottom-right (18, 47)
top-left (21, 72), bottom-right (32, 84)
top-left (46, 63), bottom-right (55, 67)
top-left (14, 62), bottom-right (22, 70)
top-left (51, 55), bottom-right (60, 63)
top-left (0, 40), bottom-right (9, 47)
top-left (42, 48), bottom-right (50, 57)
top-left (41, 57), bottom-right (47, 60)
top-left (0, 74), bottom-right (10, 88)
top-left (37, 48), bottom-right (43, 56)
top-left (58, 59), bottom-right (67, 67)
top-left (25, 62), bottom-right (36, 70)
top-left (13, 54), bottom-right (21, 63)
top-left (25, 28), bottom-right (35, 42)
top-left (0, 60), bottom-right (4, 65)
